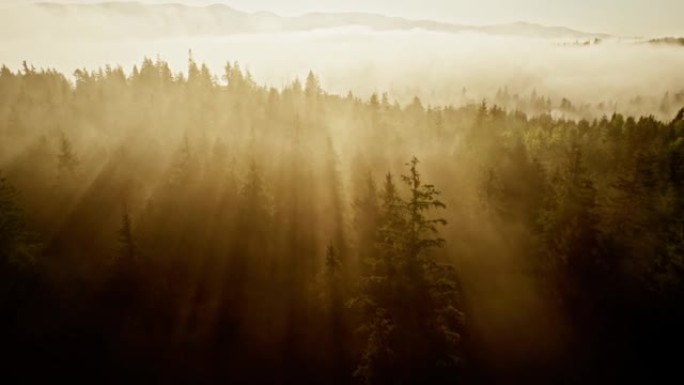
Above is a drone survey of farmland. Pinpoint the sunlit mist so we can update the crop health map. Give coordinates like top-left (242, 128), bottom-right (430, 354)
top-left (1, 1), bottom-right (684, 384)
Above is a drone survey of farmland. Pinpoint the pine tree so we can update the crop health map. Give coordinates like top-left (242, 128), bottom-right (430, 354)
top-left (377, 173), bottom-right (406, 265)
top-left (541, 142), bottom-right (601, 300)
top-left (239, 160), bottom-right (270, 241)
top-left (0, 174), bottom-right (33, 269)
top-left (353, 158), bottom-right (463, 384)
top-left (57, 133), bottom-right (79, 175)
top-left (401, 157), bottom-right (447, 264)
top-left (369, 93), bottom-right (380, 109)
top-left (117, 204), bottom-right (136, 264)
top-left (0, 173), bottom-right (38, 324)
top-left (352, 172), bottom-right (402, 384)
top-left (397, 157), bottom-right (461, 382)
top-left (305, 70), bottom-right (321, 98)
top-left (353, 173), bottom-right (380, 269)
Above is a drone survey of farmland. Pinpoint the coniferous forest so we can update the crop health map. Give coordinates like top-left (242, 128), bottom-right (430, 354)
top-left (1, 58), bottom-right (684, 384)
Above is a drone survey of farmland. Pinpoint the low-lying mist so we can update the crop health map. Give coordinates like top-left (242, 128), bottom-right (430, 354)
top-left (2, 4), bottom-right (683, 117)
top-left (2, 3), bottom-right (684, 384)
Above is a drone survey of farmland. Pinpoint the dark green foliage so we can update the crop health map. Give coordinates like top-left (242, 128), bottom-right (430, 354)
top-left (541, 142), bottom-right (599, 274)
top-left (0, 174), bottom-right (35, 270)
top-left (0, 58), bottom-right (683, 383)
top-left (353, 158), bottom-right (462, 384)
top-left (353, 173), bottom-right (380, 263)
top-left (402, 157), bottom-right (448, 258)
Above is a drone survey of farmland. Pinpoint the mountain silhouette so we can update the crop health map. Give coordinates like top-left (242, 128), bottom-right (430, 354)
top-left (0, 2), bottom-right (611, 39)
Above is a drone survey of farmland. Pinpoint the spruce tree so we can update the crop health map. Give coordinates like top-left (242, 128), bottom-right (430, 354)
top-left (57, 133), bottom-right (79, 175)
top-left (353, 158), bottom-right (463, 384)
top-left (117, 204), bottom-right (137, 264)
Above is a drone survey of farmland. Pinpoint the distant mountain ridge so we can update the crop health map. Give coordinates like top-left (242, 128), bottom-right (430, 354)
top-left (0, 2), bottom-right (611, 39)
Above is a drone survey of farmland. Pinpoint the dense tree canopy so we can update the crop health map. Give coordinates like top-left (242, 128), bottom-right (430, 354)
top-left (0, 58), bottom-right (683, 383)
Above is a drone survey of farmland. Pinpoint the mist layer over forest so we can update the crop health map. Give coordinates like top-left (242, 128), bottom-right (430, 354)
top-left (1, 3), bottom-right (684, 118)
top-left (2, 2), bottom-right (684, 385)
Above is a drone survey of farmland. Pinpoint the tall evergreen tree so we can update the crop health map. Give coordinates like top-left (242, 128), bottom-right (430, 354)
top-left (57, 133), bottom-right (79, 175)
top-left (354, 158), bottom-right (463, 384)
top-left (0, 173), bottom-right (33, 270)
top-left (117, 203), bottom-right (137, 264)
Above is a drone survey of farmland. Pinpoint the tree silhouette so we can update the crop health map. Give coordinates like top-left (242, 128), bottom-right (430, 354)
top-left (354, 158), bottom-right (462, 384)
top-left (57, 133), bottom-right (79, 175)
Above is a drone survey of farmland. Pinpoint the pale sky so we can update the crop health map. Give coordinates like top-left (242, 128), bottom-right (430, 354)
top-left (7, 0), bottom-right (684, 36)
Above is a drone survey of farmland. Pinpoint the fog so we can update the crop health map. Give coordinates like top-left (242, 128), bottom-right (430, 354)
top-left (2, 4), bottom-right (683, 112)
top-left (2, 3), bottom-right (684, 384)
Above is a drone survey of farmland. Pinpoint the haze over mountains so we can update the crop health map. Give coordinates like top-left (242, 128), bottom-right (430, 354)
top-left (0, 1), bottom-right (682, 116)
top-left (0, 2), bottom-right (610, 40)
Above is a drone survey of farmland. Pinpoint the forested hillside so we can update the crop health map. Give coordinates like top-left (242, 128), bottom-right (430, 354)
top-left (1, 58), bottom-right (684, 383)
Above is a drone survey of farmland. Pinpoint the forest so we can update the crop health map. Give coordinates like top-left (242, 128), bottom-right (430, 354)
top-left (1, 57), bottom-right (684, 384)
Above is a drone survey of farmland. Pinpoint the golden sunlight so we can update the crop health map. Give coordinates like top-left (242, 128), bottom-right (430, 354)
top-left (1, 1), bottom-right (683, 383)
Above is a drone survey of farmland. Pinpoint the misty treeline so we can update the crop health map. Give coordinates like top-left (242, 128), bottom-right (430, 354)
top-left (1, 57), bottom-right (684, 383)
top-left (490, 85), bottom-right (684, 122)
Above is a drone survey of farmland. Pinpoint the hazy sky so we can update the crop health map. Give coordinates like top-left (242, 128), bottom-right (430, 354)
top-left (7, 0), bottom-right (684, 36)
